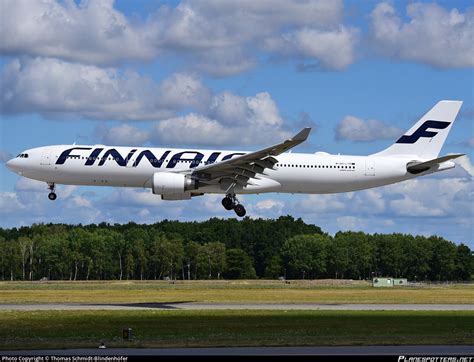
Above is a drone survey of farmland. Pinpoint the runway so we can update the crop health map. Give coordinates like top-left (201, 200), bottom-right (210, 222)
top-left (0, 302), bottom-right (473, 311)
top-left (1, 345), bottom-right (474, 356)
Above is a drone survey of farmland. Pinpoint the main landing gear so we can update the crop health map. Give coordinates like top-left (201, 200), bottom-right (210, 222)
top-left (221, 194), bottom-right (246, 217)
top-left (47, 182), bottom-right (57, 201)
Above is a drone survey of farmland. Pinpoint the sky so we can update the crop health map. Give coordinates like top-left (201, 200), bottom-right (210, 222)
top-left (0, 0), bottom-right (473, 247)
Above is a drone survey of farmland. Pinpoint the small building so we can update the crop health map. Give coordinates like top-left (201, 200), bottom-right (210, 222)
top-left (393, 278), bottom-right (408, 286)
top-left (372, 277), bottom-right (408, 287)
top-left (373, 277), bottom-right (393, 287)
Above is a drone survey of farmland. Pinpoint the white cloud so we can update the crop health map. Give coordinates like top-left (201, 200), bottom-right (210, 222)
top-left (103, 188), bottom-right (166, 208)
top-left (209, 92), bottom-right (249, 125)
top-left (69, 196), bottom-right (92, 208)
top-left (0, 192), bottom-right (25, 214)
top-left (187, 48), bottom-right (257, 77)
top-left (288, 170), bottom-right (472, 223)
top-left (157, 72), bottom-right (211, 111)
top-left (296, 194), bottom-right (347, 214)
top-left (14, 178), bottom-right (77, 198)
top-left (265, 26), bottom-right (359, 70)
top-left (455, 156), bottom-right (474, 177)
top-left (98, 124), bottom-right (150, 146)
top-left (390, 196), bottom-right (446, 217)
top-left (15, 178), bottom-right (47, 192)
top-left (255, 199), bottom-right (284, 211)
top-left (152, 114), bottom-right (231, 146)
top-left (335, 115), bottom-right (402, 142)
top-left (0, 0), bottom-right (355, 75)
top-left (62, 185), bottom-right (78, 199)
top-left (387, 178), bottom-right (473, 218)
top-left (351, 189), bottom-right (386, 214)
top-left (246, 92), bottom-right (285, 128)
top-left (0, 0), bottom-right (156, 65)
top-left (152, 0), bottom-right (348, 74)
top-left (1, 57), bottom-right (293, 146)
top-left (370, 2), bottom-right (474, 69)
top-left (138, 208), bottom-right (151, 218)
top-left (99, 188), bottom-right (229, 222)
top-left (89, 89), bottom-right (292, 147)
top-left (3, 180), bottom-right (87, 224)
top-left (0, 58), bottom-right (207, 121)
top-left (149, 92), bottom-right (291, 146)
top-left (209, 91), bottom-right (284, 128)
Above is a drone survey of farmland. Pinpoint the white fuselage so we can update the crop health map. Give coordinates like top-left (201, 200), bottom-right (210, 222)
top-left (6, 144), bottom-right (453, 196)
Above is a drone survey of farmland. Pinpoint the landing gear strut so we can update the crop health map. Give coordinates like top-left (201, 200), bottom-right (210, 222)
top-left (47, 182), bottom-right (57, 201)
top-left (221, 194), bottom-right (246, 217)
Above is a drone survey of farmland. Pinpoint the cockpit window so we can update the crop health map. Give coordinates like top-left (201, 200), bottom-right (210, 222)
top-left (24, 154), bottom-right (29, 158)
top-left (17, 153), bottom-right (29, 158)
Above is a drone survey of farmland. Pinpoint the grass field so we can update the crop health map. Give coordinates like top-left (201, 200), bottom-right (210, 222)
top-left (0, 310), bottom-right (473, 349)
top-left (0, 280), bottom-right (472, 304)
top-left (0, 281), bottom-right (472, 349)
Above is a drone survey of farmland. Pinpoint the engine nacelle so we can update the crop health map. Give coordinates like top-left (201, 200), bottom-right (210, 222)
top-left (152, 172), bottom-right (198, 196)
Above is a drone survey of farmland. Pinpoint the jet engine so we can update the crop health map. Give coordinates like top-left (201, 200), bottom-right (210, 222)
top-left (152, 172), bottom-right (198, 197)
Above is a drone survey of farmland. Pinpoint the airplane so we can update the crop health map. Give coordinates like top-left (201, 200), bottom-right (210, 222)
top-left (6, 100), bottom-right (464, 217)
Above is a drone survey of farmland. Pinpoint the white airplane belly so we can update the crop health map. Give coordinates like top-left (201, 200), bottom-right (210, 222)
top-left (32, 163), bottom-right (152, 188)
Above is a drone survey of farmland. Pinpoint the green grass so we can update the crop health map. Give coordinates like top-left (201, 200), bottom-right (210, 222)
top-left (0, 280), bottom-right (472, 304)
top-left (0, 310), bottom-right (472, 349)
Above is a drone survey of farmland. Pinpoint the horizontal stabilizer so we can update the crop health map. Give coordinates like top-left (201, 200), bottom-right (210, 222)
top-left (407, 154), bottom-right (464, 174)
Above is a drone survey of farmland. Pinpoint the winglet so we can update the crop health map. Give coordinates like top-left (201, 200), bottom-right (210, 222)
top-left (291, 127), bottom-right (311, 142)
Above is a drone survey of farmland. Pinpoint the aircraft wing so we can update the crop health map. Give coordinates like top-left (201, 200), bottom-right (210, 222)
top-left (190, 128), bottom-right (311, 190)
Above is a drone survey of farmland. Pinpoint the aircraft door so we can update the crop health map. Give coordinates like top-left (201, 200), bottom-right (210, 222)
top-left (40, 150), bottom-right (52, 165)
top-left (365, 159), bottom-right (375, 176)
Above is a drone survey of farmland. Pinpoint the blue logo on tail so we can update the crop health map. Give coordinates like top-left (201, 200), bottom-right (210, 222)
top-left (396, 120), bottom-right (450, 144)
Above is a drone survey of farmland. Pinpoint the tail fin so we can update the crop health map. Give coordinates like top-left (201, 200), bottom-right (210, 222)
top-left (373, 100), bottom-right (463, 159)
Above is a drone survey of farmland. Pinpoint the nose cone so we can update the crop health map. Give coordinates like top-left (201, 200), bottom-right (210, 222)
top-left (6, 158), bottom-right (13, 170)
top-left (6, 158), bottom-right (20, 173)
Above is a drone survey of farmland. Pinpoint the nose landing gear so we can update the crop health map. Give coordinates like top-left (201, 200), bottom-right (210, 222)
top-left (221, 194), bottom-right (246, 217)
top-left (47, 182), bottom-right (57, 201)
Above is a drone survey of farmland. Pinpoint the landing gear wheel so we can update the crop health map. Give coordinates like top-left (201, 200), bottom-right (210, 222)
top-left (47, 182), bottom-right (56, 201)
top-left (234, 204), bottom-right (246, 217)
top-left (222, 197), bottom-right (234, 210)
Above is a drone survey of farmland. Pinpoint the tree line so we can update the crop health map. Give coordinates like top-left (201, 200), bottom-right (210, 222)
top-left (0, 216), bottom-right (472, 281)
